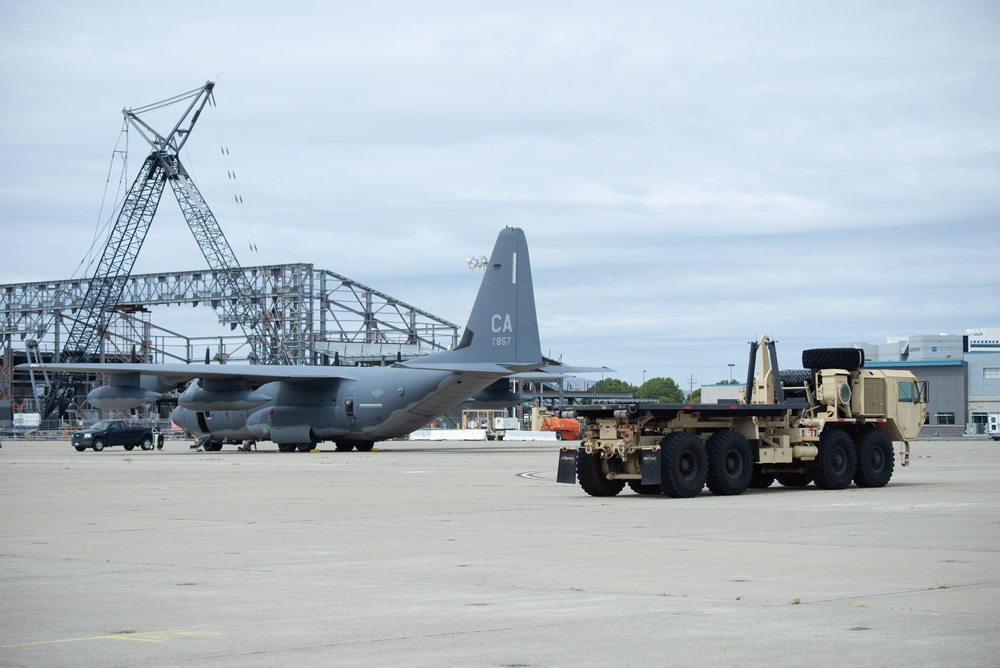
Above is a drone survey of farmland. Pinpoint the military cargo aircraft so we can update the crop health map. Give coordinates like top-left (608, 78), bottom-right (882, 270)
top-left (21, 227), bottom-right (545, 451)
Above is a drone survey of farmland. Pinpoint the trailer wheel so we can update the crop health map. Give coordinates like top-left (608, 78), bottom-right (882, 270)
top-left (706, 430), bottom-right (752, 496)
top-left (659, 432), bottom-right (707, 498)
top-left (802, 348), bottom-right (864, 371)
top-left (749, 467), bottom-right (775, 489)
top-left (576, 448), bottom-right (625, 497)
top-left (853, 430), bottom-right (894, 488)
top-left (775, 472), bottom-right (811, 487)
top-left (813, 429), bottom-right (856, 489)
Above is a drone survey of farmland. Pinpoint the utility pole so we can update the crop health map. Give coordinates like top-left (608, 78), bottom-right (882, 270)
top-left (687, 374), bottom-right (698, 399)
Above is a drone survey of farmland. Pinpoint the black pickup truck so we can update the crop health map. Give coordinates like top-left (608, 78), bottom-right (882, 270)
top-left (71, 420), bottom-right (154, 452)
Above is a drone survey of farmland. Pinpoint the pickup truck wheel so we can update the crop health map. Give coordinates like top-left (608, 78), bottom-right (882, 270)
top-left (74, 446), bottom-right (86, 452)
top-left (576, 448), bottom-right (625, 497)
top-left (659, 432), bottom-right (707, 498)
top-left (92, 439), bottom-right (104, 452)
top-left (813, 429), bottom-right (856, 490)
top-left (140, 437), bottom-right (153, 451)
top-left (706, 430), bottom-right (752, 496)
top-left (124, 444), bottom-right (135, 451)
top-left (853, 430), bottom-right (894, 488)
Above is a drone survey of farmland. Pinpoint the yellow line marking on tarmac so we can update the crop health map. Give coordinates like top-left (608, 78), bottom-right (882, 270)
top-left (2, 630), bottom-right (220, 649)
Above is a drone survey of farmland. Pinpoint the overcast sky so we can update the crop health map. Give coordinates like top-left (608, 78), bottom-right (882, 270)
top-left (2, 1), bottom-right (998, 388)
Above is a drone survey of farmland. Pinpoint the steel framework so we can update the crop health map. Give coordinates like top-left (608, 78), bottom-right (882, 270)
top-left (1, 265), bottom-right (460, 414)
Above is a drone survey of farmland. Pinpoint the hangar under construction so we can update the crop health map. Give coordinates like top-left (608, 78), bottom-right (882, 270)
top-left (0, 81), bottom-right (468, 426)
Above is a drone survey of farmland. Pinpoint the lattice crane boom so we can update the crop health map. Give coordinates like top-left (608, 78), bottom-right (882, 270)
top-left (39, 81), bottom-right (278, 419)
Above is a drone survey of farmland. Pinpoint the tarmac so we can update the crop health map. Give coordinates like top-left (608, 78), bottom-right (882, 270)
top-left (1, 437), bottom-right (998, 667)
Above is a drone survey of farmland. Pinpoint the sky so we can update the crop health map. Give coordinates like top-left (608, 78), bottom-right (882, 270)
top-left (1, 0), bottom-right (998, 389)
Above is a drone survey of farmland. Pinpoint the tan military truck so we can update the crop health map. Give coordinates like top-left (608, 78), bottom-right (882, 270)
top-left (556, 336), bottom-right (927, 497)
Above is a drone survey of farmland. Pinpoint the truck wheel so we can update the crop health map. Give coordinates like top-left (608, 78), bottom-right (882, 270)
top-left (749, 467), bottom-right (775, 488)
top-left (74, 446), bottom-right (86, 452)
top-left (705, 430), bottom-right (753, 496)
top-left (124, 444), bottom-right (135, 451)
top-left (802, 348), bottom-right (864, 371)
top-left (775, 472), bottom-right (811, 487)
top-left (140, 437), bottom-right (153, 451)
top-left (813, 429), bottom-right (856, 490)
top-left (627, 480), bottom-right (662, 495)
top-left (576, 448), bottom-right (625, 497)
top-left (659, 432), bottom-right (707, 498)
top-left (92, 439), bottom-right (104, 452)
top-left (853, 430), bottom-right (894, 488)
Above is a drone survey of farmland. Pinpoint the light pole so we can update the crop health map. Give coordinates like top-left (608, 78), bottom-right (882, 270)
top-left (643, 370), bottom-right (647, 386)
top-left (728, 363), bottom-right (735, 383)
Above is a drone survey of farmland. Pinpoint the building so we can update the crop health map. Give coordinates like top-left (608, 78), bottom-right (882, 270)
top-left (851, 328), bottom-right (1000, 434)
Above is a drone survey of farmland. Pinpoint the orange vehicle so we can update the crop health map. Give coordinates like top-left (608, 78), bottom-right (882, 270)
top-left (540, 416), bottom-right (581, 441)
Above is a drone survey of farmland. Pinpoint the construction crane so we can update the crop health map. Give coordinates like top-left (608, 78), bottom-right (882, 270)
top-left (40, 81), bottom-right (278, 419)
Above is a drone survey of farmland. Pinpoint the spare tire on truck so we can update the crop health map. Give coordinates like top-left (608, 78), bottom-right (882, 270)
top-left (802, 348), bottom-right (864, 371)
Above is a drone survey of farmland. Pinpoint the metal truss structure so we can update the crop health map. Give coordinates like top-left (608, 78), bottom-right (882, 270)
top-left (1, 265), bottom-right (460, 414)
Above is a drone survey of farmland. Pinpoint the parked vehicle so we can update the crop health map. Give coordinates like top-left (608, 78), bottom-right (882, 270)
top-left (988, 413), bottom-right (1000, 441)
top-left (71, 420), bottom-right (155, 452)
top-left (557, 336), bottom-right (927, 497)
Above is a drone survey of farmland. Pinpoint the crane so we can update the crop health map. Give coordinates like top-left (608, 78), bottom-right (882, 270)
top-left (40, 81), bottom-right (279, 419)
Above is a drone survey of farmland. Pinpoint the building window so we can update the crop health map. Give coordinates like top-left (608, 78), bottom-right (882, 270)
top-left (985, 368), bottom-right (1000, 379)
top-left (935, 413), bottom-right (955, 425)
top-left (972, 413), bottom-right (988, 426)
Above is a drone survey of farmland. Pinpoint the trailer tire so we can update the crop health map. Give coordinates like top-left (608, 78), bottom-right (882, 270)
top-left (706, 430), bottom-right (752, 496)
top-left (813, 429), bottom-right (856, 490)
top-left (659, 432), bottom-right (707, 498)
top-left (749, 467), bottom-right (775, 488)
top-left (576, 448), bottom-right (625, 497)
top-left (853, 430), bottom-right (894, 488)
top-left (802, 348), bottom-right (864, 371)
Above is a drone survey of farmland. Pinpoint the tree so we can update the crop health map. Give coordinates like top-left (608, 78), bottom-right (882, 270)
top-left (636, 377), bottom-right (684, 404)
top-left (589, 378), bottom-right (635, 393)
top-left (689, 388), bottom-right (702, 404)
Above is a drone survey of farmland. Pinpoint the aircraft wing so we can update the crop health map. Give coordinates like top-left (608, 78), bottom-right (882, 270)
top-left (17, 362), bottom-right (362, 386)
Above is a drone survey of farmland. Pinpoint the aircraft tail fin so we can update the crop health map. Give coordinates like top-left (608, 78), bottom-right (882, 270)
top-left (404, 227), bottom-right (542, 373)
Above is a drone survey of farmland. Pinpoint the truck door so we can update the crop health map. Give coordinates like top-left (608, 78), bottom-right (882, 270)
top-left (894, 380), bottom-right (926, 440)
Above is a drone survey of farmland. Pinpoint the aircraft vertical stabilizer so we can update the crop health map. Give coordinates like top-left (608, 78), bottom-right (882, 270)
top-left (402, 227), bottom-right (542, 372)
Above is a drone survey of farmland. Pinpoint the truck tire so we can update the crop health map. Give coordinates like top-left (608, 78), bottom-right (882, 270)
top-left (140, 437), bottom-right (153, 451)
top-left (627, 480), bottom-right (662, 495)
top-left (124, 444), bottom-right (135, 451)
top-left (749, 466), bottom-right (775, 488)
top-left (92, 439), bottom-right (104, 452)
top-left (705, 430), bottom-right (752, 496)
top-left (74, 446), bottom-right (86, 452)
top-left (576, 448), bottom-right (625, 497)
top-left (775, 472), bottom-right (811, 487)
top-left (779, 369), bottom-right (812, 399)
top-left (802, 348), bottom-right (864, 371)
top-left (853, 430), bottom-right (894, 488)
top-left (659, 432), bottom-right (707, 498)
top-left (813, 429), bottom-right (856, 490)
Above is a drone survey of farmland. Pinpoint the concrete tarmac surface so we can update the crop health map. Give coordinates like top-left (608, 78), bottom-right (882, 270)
top-left (1, 438), bottom-right (998, 667)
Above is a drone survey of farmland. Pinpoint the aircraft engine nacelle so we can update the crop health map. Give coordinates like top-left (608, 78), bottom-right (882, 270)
top-left (87, 385), bottom-right (164, 410)
top-left (179, 385), bottom-right (273, 412)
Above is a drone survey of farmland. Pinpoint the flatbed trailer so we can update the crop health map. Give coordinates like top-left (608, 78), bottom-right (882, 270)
top-left (557, 336), bottom-right (927, 498)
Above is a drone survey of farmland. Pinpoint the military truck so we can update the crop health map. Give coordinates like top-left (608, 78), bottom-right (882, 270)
top-left (556, 336), bottom-right (927, 497)
top-left (71, 419), bottom-right (155, 452)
